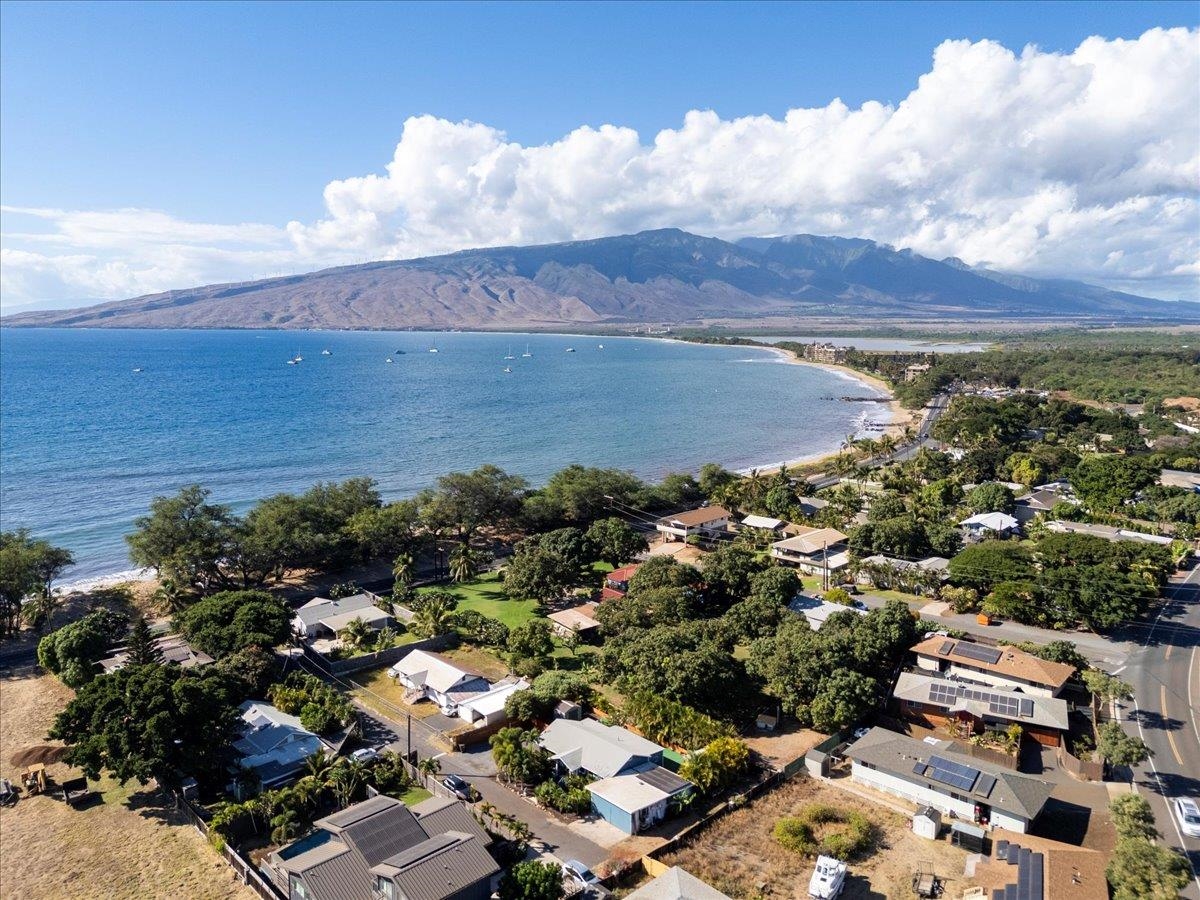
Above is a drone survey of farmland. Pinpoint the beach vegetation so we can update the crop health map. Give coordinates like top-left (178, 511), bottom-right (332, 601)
top-left (37, 607), bottom-right (129, 687)
top-left (1, 528), bottom-right (76, 638)
top-left (173, 589), bottom-right (291, 658)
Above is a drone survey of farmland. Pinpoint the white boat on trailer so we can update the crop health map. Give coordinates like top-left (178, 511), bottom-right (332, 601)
top-left (808, 856), bottom-right (847, 899)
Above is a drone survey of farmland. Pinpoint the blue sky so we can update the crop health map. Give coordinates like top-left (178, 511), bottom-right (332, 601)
top-left (2, 1), bottom-right (1198, 307)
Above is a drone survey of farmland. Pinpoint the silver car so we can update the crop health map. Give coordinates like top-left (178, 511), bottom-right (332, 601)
top-left (1173, 797), bottom-right (1200, 838)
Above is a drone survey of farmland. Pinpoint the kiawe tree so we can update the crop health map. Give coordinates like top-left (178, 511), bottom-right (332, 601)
top-left (173, 590), bottom-right (291, 658)
top-left (584, 516), bottom-right (646, 567)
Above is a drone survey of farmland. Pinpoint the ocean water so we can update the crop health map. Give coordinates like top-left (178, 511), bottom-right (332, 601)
top-left (0, 328), bottom-right (886, 579)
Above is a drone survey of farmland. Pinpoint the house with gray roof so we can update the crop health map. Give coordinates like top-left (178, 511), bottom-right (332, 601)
top-left (294, 593), bottom-right (393, 640)
top-left (625, 866), bottom-right (731, 900)
top-left (587, 765), bottom-right (692, 834)
top-left (388, 650), bottom-right (491, 716)
top-left (231, 701), bottom-right (329, 795)
top-left (267, 794), bottom-right (497, 900)
top-left (892, 671), bottom-right (1070, 746)
top-left (843, 727), bottom-right (1054, 833)
top-left (538, 717), bottom-right (664, 779)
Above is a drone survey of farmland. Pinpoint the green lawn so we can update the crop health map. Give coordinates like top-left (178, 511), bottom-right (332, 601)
top-left (416, 572), bottom-right (539, 629)
top-left (398, 786), bottom-right (432, 805)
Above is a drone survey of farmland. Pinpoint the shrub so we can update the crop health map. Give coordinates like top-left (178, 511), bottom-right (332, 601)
top-left (534, 776), bottom-right (592, 814)
top-left (774, 803), bottom-right (877, 859)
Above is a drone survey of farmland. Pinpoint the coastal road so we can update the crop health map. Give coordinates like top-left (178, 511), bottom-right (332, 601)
top-left (1121, 563), bottom-right (1200, 897)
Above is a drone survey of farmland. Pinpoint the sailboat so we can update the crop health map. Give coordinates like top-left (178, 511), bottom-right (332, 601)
top-left (428, 347), bottom-right (439, 354)
top-left (386, 357), bottom-right (394, 364)
top-left (321, 349), bottom-right (332, 356)
top-left (503, 366), bottom-right (512, 373)
top-left (565, 346), bottom-right (576, 353)
top-left (598, 343), bottom-right (604, 350)
top-left (132, 367), bottom-right (144, 373)
top-left (521, 343), bottom-right (532, 358)
top-left (504, 346), bottom-right (516, 360)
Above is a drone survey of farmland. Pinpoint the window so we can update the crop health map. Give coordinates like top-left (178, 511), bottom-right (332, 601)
top-left (374, 876), bottom-right (396, 900)
top-left (290, 875), bottom-right (311, 900)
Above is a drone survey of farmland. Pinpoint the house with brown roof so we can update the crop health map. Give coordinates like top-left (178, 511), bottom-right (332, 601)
top-left (602, 563), bottom-right (641, 600)
top-left (911, 637), bottom-right (1076, 698)
top-left (546, 603), bottom-right (602, 640)
top-left (655, 506), bottom-right (731, 542)
top-left (266, 794), bottom-right (497, 900)
top-left (970, 829), bottom-right (1108, 900)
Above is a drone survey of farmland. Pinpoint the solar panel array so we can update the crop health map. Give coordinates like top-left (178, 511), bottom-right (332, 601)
top-left (914, 755), bottom-right (981, 792)
top-left (926, 682), bottom-right (1035, 719)
top-left (952, 642), bottom-right (1003, 665)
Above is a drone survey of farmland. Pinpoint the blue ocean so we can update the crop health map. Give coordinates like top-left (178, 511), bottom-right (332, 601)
top-left (0, 328), bottom-right (886, 579)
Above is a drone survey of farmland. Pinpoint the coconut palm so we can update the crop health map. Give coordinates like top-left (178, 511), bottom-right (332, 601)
top-left (305, 748), bottom-right (334, 783)
top-left (271, 809), bottom-right (301, 844)
top-left (392, 551), bottom-right (416, 587)
top-left (153, 577), bottom-right (188, 614)
top-left (338, 616), bottom-right (372, 652)
top-left (449, 543), bottom-right (479, 583)
top-left (413, 595), bottom-right (455, 638)
top-left (417, 756), bottom-right (441, 786)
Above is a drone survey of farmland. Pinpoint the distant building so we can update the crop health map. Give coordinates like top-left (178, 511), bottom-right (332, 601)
top-left (958, 511), bottom-right (1020, 538)
top-left (855, 555), bottom-right (949, 593)
top-left (539, 717), bottom-right (664, 779)
top-left (655, 506), bottom-right (731, 542)
top-left (98, 633), bottom-right (213, 674)
top-left (601, 563), bottom-right (640, 600)
top-left (802, 343), bottom-right (849, 365)
top-left (788, 594), bottom-right (867, 631)
top-left (1043, 520), bottom-right (1172, 546)
top-left (293, 593), bottom-right (393, 640)
top-left (587, 765), bottom-right (692, 834)
top-left (456, 679), bottom-right (529, 728)
top-left (546, 603), bottom-right (602, 640)
top-left (844, 727), bottom-right (1054, 833)
top-left (739, 514), bottom-right (790, 534)
top-left (1013, 487), bottom-right (1075, 524)
top-left (910, 637), bottom-right (1075, 698)
top-left (904, 362), bottom-right (932, 382)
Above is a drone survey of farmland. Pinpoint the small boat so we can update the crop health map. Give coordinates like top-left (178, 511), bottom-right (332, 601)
top-left (521, 344), bottom-right (532, 358)
top-left (321, 349), bottom-right (332, 356)
top-left (428, 347), bottom-right (439, 354)
top-left (286, 359), bottom-right (298, 366)
top-left (504, 347), bottom-right (516, 360)
top-left (565, 347), bottom-right (576, 353)
top-left (503, 366), bottom-right (512, 373)
top-left (132, 367), bottom-right (143, 373)
top-left (808, 856), bottom-right (847, 899)
top-left (394, 349), bottom-right (406, 355)
top-left (386, 357), bottom-right (394, 364)
top-left (598, 344), bottom-right (604, 350)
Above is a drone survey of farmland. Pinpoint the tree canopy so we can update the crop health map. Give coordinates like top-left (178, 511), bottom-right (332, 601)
top-left (174, 590), bottom-right (291, 658)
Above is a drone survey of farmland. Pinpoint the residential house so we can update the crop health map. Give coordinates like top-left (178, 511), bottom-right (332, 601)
top-left (970, 830), bottom-right (1108, 900)
top-left (1013, 487), bottom-right (1076, 524)
top-left (601, 564), bottom-right (641, 600)
top-left (738, 514), bottom-right (790, 535)
top-left (294, 593), bottom-right (393, 640)
top-left (546, 603), bottom-right (602, 641)
top-left (625, 867), bottom-right (732, 900)
top-left (855, 555), bottom-right (949, 593)
top-left (1043, 520), bottom-right (1173, 546)
top-left (655, 506), bottom-right (731, 542)
top-left (99, 633), bottom-right (213, 674)
top-left (1160, 468), bottom-right (1200, 492)
top-left (389, 650), bottom-right (490, 715)
top-left (844, 727), bottom-right (1054, 833)
top-left (587, 765), bottom-right (692, 834)
top-left (788, 594), bottom-right (867, 631)
top-left (911, 637), bottom-right (1075, 698)
top-left (539, 717), bottom-right (664, 778)
top-left (457, 679), bottom-right (529, 727)
top-left (231, 701), bottom-right (328, 795)
top-left (770, 526), bottom-right (850, 577)
top-left (892, 671), bottom-right (1070, 747)
top-left (266, 794), bottom-right (497, 900)
top-left (959, 512), bottom-right (1020, 539)
top-left (797, 496), bottom-right (829, 518)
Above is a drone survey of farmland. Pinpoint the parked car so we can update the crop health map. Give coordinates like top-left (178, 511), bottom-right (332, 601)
top-left (1173, 797), bottom-right (1200, 838)
top-left (851, 727), bottom-right (871, 740)
top-left (562, 860), bottom-right (600, 888)
top-left (441, 774), bottom-right (473, 801)
top-left (350, 747), bottom-right (379, 764)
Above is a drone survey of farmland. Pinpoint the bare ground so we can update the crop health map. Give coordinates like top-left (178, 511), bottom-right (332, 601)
top-left (657, 776), bottom-right (979, 900)
top-left (0, 667), bottom-right (255, 900)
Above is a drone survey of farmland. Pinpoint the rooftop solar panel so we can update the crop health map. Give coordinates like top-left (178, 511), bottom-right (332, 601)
top-left (954, 642), bottom-right (1003, 665)
top-left (1019, 698), bottom-right (1035, 718)
top-left (937, 640), bottom-right (955, 656)
top-left (974, 773), bottom-right (997, 798)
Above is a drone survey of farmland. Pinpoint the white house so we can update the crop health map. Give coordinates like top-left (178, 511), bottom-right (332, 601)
top-left (911, 637), bottom-right (1075, 698)
top-left (388, 650), bottom-right (490, 715)
top-left (844, 728), bottom-right (1054, 834)
top-left (1043, 520), bottom-right (1173, 546)
top-left (539, 717), bottom-right (664, 779)
top-left (231, 701), bottom-right (327, 795)
top-left (457, 678), bottom-right (529, 727)
top-left (293, 593), bottom-right (393, 640)
top-left (959, 512), bottom-right (1019, 537)
top-left (655, 506), bottom-right (731, 542)
top-left (739, 514), bottom-right (789, 534)
top-left (770, 527), bottom-right (850, 576)
top-left (788, 595), bottom-right (867, 631)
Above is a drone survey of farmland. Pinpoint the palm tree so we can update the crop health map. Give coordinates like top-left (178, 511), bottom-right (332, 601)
top-left (271, 809), bottom-right (301, 844)
top-left (328, 761), bottom-right (364, 807)
top-left (449, 543), bottom-right (478, 583)
top-left (417, 756), bottom-right (441, 786)
top-left (392, 551), bottom-right (416, 587)
top-left (305, 749), bottom-right (334, 783)
top-left (338, 616), bottom-right (372, 652)
top-left (153, 577), bottom-right (187, 614)
top-left (291, 775), bottom-right (324, 813)
top-left (413, 595), bottom-right (455, 638)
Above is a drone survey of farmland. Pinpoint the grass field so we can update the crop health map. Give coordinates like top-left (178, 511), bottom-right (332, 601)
top-left (397, 786), bottom-right (433, 805)
top-left (0, 669), bottom-right (256, 900)
top-left (416, 572), bottom-right (540, 629)
top-left (351, 665), bottom-right (443, 719)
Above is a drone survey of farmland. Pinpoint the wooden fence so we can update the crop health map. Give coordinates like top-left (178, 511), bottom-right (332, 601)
top-left (1056, 745), bottom-right (1104, 782)
top-left (174, 792), bottom-right (285, 900)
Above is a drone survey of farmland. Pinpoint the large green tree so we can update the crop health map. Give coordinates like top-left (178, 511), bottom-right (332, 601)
top-left (37, 608), bottom-right (129, 687)
top-left (422, 465), bottom-right (527, 540)
top-left (498, 861), bottom-right (564, 900)
top-left (0, 529), bottom-right (74, 637)
top-left (174, 590), bottom-right (291, 658)
top-left (584, 517), bottom-right (646, 567)
top-left (126, 485), bottom-right (237, 592)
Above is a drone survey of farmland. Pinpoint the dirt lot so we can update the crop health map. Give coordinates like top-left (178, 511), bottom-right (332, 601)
top-left (0, 667), bottom-right (255, 900)
top-left (658, 776), bottom-right (979, 900)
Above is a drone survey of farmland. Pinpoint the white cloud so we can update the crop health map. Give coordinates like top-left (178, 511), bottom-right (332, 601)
top-left (3, 26), bottom-right (1197, 310)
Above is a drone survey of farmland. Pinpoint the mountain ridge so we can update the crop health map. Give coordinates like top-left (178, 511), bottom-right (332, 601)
top-left (5, 228), bottom-right (1196, 329)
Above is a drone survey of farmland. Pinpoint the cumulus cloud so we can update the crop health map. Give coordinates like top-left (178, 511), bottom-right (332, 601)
top-left (3, 27), bottom-right (1198, 309)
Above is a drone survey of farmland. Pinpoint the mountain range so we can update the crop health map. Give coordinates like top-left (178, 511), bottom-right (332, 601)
top-left (5, 229), bottom-right (1196, 329)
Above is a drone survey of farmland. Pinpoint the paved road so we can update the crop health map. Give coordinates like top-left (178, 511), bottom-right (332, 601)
top-left (1121, 563), bottom-right (1200, 898)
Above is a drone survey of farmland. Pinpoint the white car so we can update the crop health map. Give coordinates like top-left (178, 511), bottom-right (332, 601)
top-left (350, 747), bottom-right (379, 764)
top-left (1173, 797), bottom-right (1200, 838)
